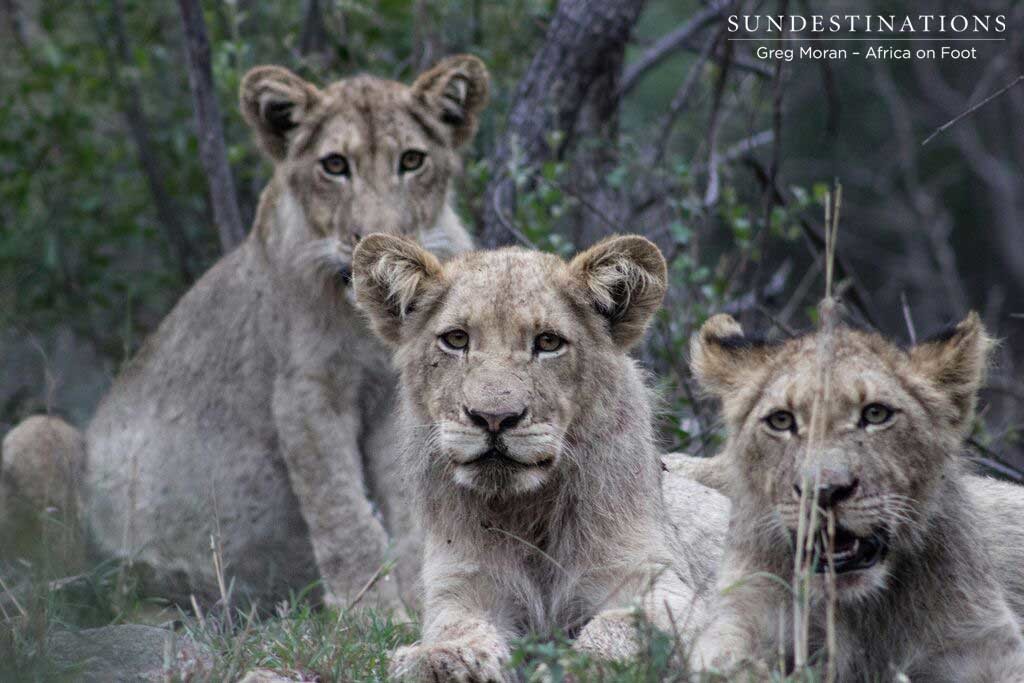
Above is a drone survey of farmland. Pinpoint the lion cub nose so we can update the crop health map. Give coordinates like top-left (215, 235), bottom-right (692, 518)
top-left (794, 479), bottom-right (859, 510)
top-left (464, 407), bottom-right (527, 434)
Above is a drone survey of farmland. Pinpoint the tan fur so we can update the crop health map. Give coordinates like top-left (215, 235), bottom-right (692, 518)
top-left (2, 415), bottom-right (83, 514)
top-left (352, 235), bottom-right (724, 681)
top-left (4, 56), bottom-right (490, 607)
top-left (687, 313), bottom-right (1024, 680)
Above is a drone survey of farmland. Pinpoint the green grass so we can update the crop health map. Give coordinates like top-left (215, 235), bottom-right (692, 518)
top-left (2, 587), bottom-right (823, 682)
top-left (0, 502), bottom-right (828, 682)
top-left (182, 600), bottom-right (418, 681)
top-left (180, 602), bottom-right (700, 682)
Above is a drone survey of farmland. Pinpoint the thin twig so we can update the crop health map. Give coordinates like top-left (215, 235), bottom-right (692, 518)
top-left (702, 38), bottom-right (733, 207)
top-left (756, 305), bottom-right (797, 338)
top-left (190, 594), bottom-right (206, 630)
top-left (753, 32), bottom-right (787, 317)
top-left (965, 455), bottom-right (1024, 482)
top-left (922, 74), bottom-right (1024, 146)
top-left (900, 292), bottom-right (917, 345)
top-left (694, 130), bottom-right (775, 172)
top-left (491, 187), bottom-right (537, 249)
top-left (617, 0), bottom-right (731, 98)
top-left (0, 574), bottom-right (27, 619)
top-left (647, 31), bottom-right (717, 165)
top-left (344, 561), bottom-right (390, 612)
top-left (777, 260), bottom-right (822, 329)
top-left (532, 172), bottom-right (619, 233)
top-left (967, 437), bottom-right (1024, 481)
top-left (744, 157), bottom-right (878, 329)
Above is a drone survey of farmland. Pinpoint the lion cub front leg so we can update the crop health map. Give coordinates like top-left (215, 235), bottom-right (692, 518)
top-left (690, 572), bottom-right (782, 677)
top-left (390, 613), bottom-right (511, 683)
top-left (391, 541), bottom-right (513, 682)
top-left (272, 373), bottom-right (398, 607)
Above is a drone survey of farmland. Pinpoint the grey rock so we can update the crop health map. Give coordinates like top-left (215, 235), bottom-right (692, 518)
top-left (47, 624), bottom-right (208, 682)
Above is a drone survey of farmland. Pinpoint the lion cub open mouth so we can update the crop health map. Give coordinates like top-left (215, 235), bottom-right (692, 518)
top-left (811, 527), bottom-right (889, 574)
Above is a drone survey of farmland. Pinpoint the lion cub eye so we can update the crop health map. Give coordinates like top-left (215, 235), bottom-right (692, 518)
top-left (860, 403), bottom-right (894, 426)
top-left (439, 329), bottom-right (469, 352)
top-left (399, 150), bottom-right (426, 173)
top-left (765, 410), bottom-right (796, 432)
top-left (320, 154), bottom-right (350, 177)
top-left (534, 332), bottom-right (565, 355)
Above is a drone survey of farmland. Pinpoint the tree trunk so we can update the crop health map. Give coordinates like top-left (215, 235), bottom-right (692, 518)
top-left (299, 0), bottom-right (329, 57)
top-left (177, 0), bottom-right (247, 252)
top-left (479, 0), bottom-right (646, 248)
top-left (95, 0), bottom-right (197, 281)
top-left (571, 46), bottom-right (628, 247)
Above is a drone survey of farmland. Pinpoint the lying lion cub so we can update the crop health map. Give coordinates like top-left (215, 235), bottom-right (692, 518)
top-left (689, 312), bottom-right (1024, 680)
top-left (352, 234), bottom-right (719, 681)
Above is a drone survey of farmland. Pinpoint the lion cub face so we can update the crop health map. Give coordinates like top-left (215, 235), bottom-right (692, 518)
top-left (353, 235), bottom-right (667, 498)
top-left (691, 313), bottom-right (991, 600)
top-left (240, 56), bottom-right (488, 283)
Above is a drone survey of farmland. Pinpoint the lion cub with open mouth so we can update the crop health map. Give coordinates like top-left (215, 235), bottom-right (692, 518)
top-left (353, 234), bottom-right (716, 681)
top-left (690, 312), bottom-right (1024, 680)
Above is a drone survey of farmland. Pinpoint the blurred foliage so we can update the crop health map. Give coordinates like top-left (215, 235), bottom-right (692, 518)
top-left (0, 0), bottom-right (847, 458)
top-left (0, 0), bottom-right (542, 364)
top-left (1, 0), bottom-right (1020, 464)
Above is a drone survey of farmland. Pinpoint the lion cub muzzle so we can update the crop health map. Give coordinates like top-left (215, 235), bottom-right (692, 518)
top-left (786, 470), bottom-right (891, 578)
top-left (446, 398), bottom-right (559, 496)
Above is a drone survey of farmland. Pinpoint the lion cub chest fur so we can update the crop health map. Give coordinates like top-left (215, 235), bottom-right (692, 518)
top-left (82, 56), bottom-right (490, 606)
top-left (687, 313), bottom-right (1024, 680)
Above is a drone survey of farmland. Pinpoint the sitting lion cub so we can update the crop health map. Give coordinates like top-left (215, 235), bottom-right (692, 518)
top-left (352, 234), bottom-right (718, 681)
top-left (689, 312), bottom-right (1024, 680)
top-left (4, 55), bottom-right (489, 607)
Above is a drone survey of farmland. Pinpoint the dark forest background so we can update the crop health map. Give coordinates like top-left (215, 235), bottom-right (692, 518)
top-left (2, 0), bottom-right (1022, 473)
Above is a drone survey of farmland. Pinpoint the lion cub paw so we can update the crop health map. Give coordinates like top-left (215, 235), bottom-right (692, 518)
top-left (389, 639), bottom-right (510, 682)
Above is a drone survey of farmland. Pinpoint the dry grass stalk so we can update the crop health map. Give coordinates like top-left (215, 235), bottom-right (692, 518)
top-left (0, 574), bottom-right (27, 620)
top-left (210, 531), bottom-right (233, 632)
top-left (792, 181), bottom-right (843, 679)
top-left (343, 561), bottom-right (390, 614)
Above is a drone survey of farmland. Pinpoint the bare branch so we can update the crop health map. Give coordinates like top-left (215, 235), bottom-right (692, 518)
top-left (618, 1), bottom-right (732, 99)
top-left (702, 39), bottom-right (733, 207)
top-left (646, 31), bottom-right (717, 165)
top-left (743, 157), bottom-right (879, 329)
top-left (922, 74), bottom-right (1024, 146)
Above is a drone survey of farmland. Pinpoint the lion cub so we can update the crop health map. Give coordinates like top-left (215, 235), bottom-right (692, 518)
top-left (67, 55), bottom-right (487, 607)
top-left (690, 312), bottom-right (1024, 680)
top-left (353, 235), bottom-right (716, 681)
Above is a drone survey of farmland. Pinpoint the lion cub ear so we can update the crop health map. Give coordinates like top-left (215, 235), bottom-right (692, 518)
top-left (240, 66), bottom-right (322, 161)
top-left (411, 54), bottom-right (490, 148)
top-left (569, 235), bottom-right (667, 349)
top-left (910, 312), bottom-right (994, 432)
top-left (352, 234), bottom-right (444, 345)
top-left (690, 315), bottom-right (778, 397)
